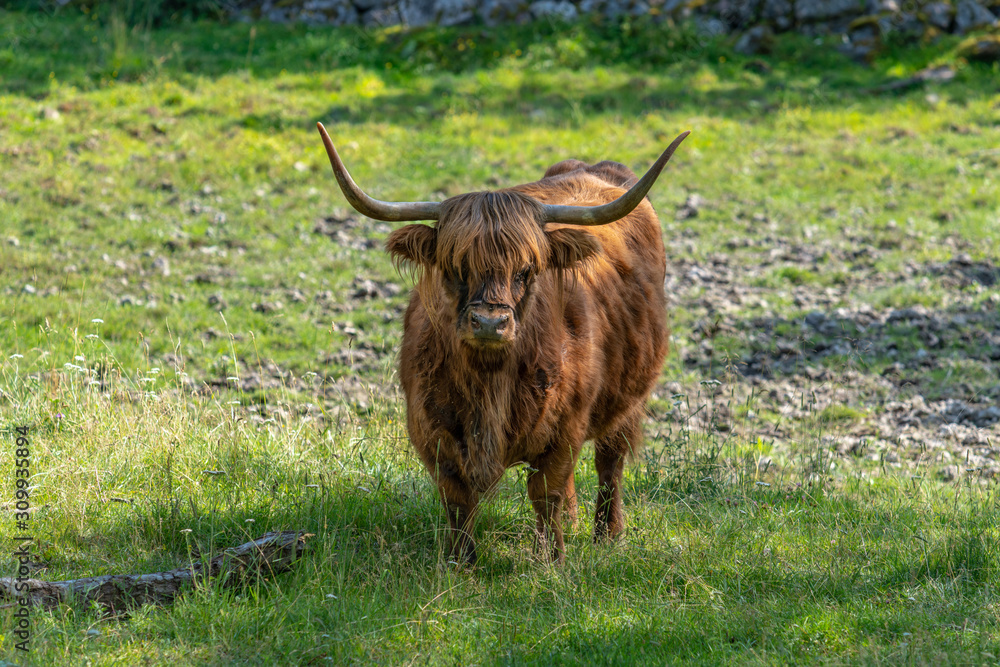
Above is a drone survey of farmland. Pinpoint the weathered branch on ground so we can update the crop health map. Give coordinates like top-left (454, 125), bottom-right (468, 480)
top-left (0, 531), bottom-right (313, 612)
top-left (869, 64), bottom-right (957, 93)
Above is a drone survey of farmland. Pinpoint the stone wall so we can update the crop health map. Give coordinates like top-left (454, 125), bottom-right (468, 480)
top-left (233, 0), bottom-right (999, 60)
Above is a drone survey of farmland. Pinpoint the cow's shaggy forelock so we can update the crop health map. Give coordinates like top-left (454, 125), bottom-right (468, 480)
top-left (435, 190), bottom-right (548, 279)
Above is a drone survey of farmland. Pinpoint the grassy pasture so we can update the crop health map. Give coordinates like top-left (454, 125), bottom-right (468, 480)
top-left (2, 7), bottom-right (1000, 664)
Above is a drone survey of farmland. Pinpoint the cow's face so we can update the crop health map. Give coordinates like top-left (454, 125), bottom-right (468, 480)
top-left (386, 191), bottom-right (600, 351)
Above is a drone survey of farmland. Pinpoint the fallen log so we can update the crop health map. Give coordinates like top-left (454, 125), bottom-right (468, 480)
top-left (868, 64), bottom-right (956, 93)
top-left (0, 531), bottom-right (312, 612)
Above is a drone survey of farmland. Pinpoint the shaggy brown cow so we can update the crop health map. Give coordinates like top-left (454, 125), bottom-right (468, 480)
top-left (317, 122), bottom-right (689, 564)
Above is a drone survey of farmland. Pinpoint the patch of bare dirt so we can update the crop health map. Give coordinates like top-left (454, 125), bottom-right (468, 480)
top-left (312, 213), bottom-right (389, 251)
top-left (658, 244), bottom-right (1000, 479)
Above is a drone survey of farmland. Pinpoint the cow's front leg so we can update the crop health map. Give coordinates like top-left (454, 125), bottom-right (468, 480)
top-left (443, 495), bottom-right (479, 565)
top-left (527, 449), bottom-right (576, 564)
top-left (432, 458), bottom-right (480, 565)
top-left (562, 472), bottom-right (578, 527)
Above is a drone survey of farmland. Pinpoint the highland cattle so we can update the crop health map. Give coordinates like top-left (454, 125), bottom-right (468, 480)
top-left (318, 122), bottom-right (689, 563)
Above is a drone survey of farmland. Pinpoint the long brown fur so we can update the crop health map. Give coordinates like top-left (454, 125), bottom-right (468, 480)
top-left (389, 160), bottom-right (668, 564)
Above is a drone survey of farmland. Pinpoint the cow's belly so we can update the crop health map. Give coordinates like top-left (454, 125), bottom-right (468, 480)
top-left (579, 274), bottom-right (668, 441)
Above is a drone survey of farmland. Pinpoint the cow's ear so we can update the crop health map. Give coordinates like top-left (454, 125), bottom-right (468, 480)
top-left (386, 224), bottom-right (437, 267)
top-left (546, 227), bottom-right (601, 269)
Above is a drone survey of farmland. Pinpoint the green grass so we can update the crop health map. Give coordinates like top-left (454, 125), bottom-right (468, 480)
top-left (772, 266), bottom-right (820, 286)
top-left (4, 368), bottom-right (1000, 664)
top-left (2, 7), bottom-right (1000, 665)
top-left (817, 404), bottom-right (867, 424)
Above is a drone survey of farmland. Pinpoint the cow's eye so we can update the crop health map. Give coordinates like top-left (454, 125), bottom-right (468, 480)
top-left (448, 262), bottom-right (469, 283)
top-left (515, 265), bottom-right (534, 285)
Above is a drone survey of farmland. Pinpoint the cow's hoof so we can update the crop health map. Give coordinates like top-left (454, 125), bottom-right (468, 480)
top-left (593, 525), bottom-right (624, 543)
top-left (449, 542), bottom-right (477, 566)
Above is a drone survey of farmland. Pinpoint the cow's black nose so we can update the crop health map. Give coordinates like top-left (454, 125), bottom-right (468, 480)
top-left (470, 311), bottom-right (510, 340)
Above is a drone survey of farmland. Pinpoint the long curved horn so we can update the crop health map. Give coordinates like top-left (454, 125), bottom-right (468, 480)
top-left (542, 131), bottom-right (690, 225)
top-left (317, 122), bottom-right (441, 222)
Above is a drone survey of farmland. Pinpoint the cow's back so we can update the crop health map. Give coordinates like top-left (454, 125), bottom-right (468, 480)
top-left (514, 161), bottom-right (669, 443)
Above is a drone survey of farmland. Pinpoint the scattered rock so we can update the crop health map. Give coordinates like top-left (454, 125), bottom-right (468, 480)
top-left (362, 5), bottom-right (402, 25)
top-left (842, 16), bottom-right (882, 61)
top-left (869, 0), bottom-right (899, 13)
top-left (153, 256), bottom-right (170, 277)
top-left (922, 1), bottom-right (954, 29)
top-left (928, 255), bottom-right (999, 287)
top-left (401, 0), bottom-right (477, 26)
top-left (252, 301), bottom-right (284, 313)
top-left (803, 310), bottom-right (827, 329)
top-left (313, 215), bottom-right (380, 251)
top-left (957, 34), bottom-right (1000, 62)
top-left (878, 10), bottom-right (926, 39)
top-left (479, 0), bottom-right (529, 25)
top-left (735, 25), bottom-right (775, 55)
top-left (886, 305), bottom-right (929, 324)
top-left (761, 0), bottom-right (793, 30)
top-left (935, 400), bottom-right (1000, 428)
top-left (352, 277), bottom-right (401, 300)
top-left (795, 0), bottom-right (862, 23)
top-left (530, 1), bottom-right (578, 21)
top-left (207, 293), bottom-right (228, 310)
top-left (334, 321), bottom-right (359, 336)
top-left (693, 15), bottom-right (729, 37)
top-left (298, 0), bottom-right (359, 25)
top-left (955, 0), bottom-right (998, 33)
top-left (675, 194), bottom-right (705, 221)
top-left (713, 0), bottom-right (762, 30)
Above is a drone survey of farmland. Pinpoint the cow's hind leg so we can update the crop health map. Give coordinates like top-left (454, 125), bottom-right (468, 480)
top-left (594, 412), bottom-right (642, 541)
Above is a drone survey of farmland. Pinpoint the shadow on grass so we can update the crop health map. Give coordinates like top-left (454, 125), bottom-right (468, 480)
top-left (16, 398), bottom-right (997, 664)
